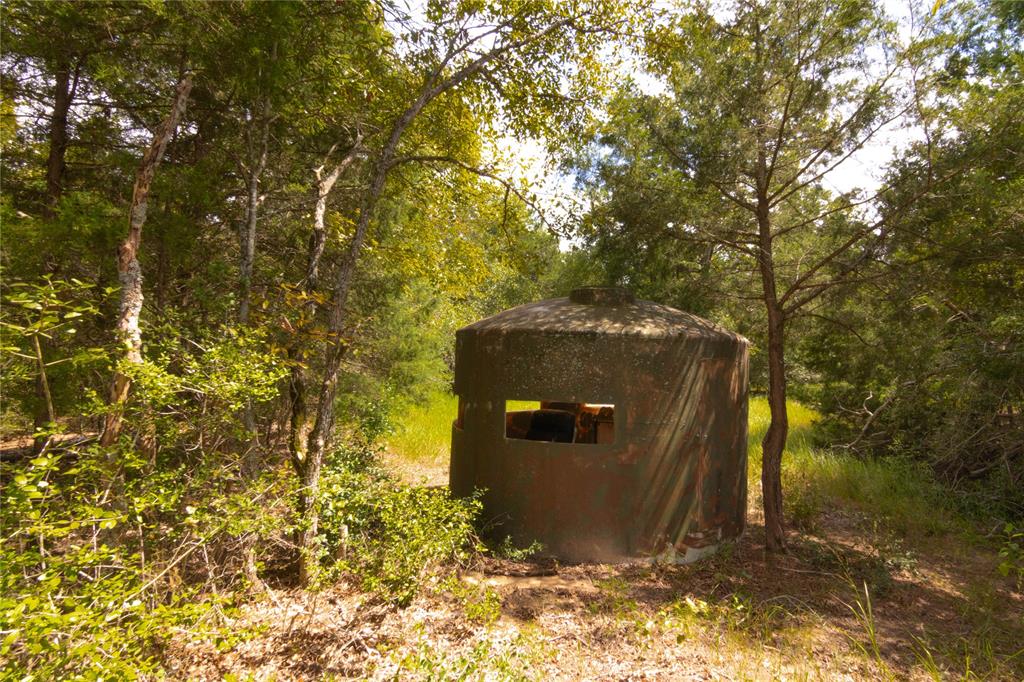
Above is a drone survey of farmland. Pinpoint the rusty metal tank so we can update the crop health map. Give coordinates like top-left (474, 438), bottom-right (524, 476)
top-left (449, 286), bottom-right (750, 563)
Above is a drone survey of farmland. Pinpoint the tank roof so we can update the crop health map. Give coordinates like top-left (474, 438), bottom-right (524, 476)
top-left (460, 288), bottom-right (745, 342)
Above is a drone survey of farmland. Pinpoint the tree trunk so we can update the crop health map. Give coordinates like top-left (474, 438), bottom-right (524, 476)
top-left (31, 336), bottom-right (56, 453)
top-left (295, 453), bottom-right (323, 586)
top-left (32, 372), bottom-right (53, 454)
top-left (44, 57), bottom-right (78, 217)
top-left (287, 146), bottom-right (359, 584)
top-left (761, 301), bottom-right (788, 552)
top-left (100, 74), bottom-right (193, 449)
top-left (34, 57), bottom-right (79, 454)
top-left (291, 159), bottom-right (388, 585)
top-left (288, 20), bottom-right (569, 583)
top-left (756, 195), bottom-right (788, 553)
top-left (303, 161), bottom-right (387, 465)
top-left (290, 31), bottom-right (497, 578)
top-left (237, 107), bottom-right (274, 584)
top-left (238, 104), bottom-right (272, 463)
top-left (238, 105), bottom-right (270, 326)
top-left (286, 154), bottom-right (346, 463)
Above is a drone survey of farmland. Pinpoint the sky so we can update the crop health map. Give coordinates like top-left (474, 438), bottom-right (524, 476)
top-left (480, 0), bottom-right (931, 244)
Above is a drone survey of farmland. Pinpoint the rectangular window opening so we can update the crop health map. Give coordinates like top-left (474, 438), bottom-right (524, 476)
top-left (504, 400), bottom-right (615, 444)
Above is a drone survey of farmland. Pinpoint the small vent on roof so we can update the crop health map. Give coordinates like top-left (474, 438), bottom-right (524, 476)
top-left (570, 286), bottom-right (635, 306)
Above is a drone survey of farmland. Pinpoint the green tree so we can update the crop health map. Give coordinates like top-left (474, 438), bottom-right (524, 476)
top-left (803, 0), bottom-right (1024, 519)
top-left (1, 1), bottom-right (171, 448)
top-left (284, 0), bottom-right (625, 583)
top-left (581, 0), bottom-right (931, 549)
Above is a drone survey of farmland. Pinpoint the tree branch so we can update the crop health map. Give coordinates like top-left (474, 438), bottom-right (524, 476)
top-left (389, 154), bottom-right (556, 233)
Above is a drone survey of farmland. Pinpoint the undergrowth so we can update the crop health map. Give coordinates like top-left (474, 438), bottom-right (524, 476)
top-left (391, 628), bottom-right (549, 681)
top-left (318, 443), bottom-right (481, 606)
top-left (0, 442), bottom-right (288, 681)
top-left (747, 398), bottom-right (965, 539)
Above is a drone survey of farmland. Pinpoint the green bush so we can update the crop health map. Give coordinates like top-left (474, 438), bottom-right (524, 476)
top-left (998, 523), bottom-right (1024, 590)
top-left (319, 445), bottom-right (481, 605)
top-left (0, 296), bottom-right (292, 679)
top-left (0, 443), bottom-right (279, 680)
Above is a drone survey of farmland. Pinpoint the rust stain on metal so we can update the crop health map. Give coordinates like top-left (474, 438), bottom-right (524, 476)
top-left (450, 286), bottom-right (750, 563)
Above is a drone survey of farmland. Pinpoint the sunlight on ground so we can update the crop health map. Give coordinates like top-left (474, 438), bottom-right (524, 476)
top-left (180, 394), bottom-right (1023, 680)
top-left (371, 394), bottom-right (1023, 681)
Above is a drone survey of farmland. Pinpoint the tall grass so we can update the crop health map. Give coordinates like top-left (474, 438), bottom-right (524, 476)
top-left (385, 393), bottom-right (535, 462)
top-left (388, 392), bottom-right (459, 462)
top-left (389, 392), bottom-right (961, 537)
top-left (747, 398), bottom-right (961, 537)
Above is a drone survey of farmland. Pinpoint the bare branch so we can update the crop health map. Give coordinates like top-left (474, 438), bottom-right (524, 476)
top-left (766, 59), bottom-right (902, 206)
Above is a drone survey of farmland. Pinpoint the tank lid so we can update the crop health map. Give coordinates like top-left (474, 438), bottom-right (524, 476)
top-left (570, 286), bottom-right (635, 306)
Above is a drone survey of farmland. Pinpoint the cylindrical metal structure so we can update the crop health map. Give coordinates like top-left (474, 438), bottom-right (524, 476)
top-left (449, 287), bottom-right (750, 563)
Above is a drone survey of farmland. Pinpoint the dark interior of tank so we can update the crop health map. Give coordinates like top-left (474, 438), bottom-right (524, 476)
top-left (504, 401), bottom-right (614, 444)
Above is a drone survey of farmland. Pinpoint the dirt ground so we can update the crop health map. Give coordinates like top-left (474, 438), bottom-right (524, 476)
top-left (165, 452), bottom-right (1024, 681)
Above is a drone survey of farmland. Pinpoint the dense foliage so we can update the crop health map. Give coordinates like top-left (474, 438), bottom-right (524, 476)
top-left (567, 0), bottom-right (1023, 524)
top-left (1, 0), bottom-right (594, 674)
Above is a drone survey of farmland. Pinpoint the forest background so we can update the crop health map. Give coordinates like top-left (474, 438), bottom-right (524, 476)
top-left (0, 0), bottom-right (1021, 678)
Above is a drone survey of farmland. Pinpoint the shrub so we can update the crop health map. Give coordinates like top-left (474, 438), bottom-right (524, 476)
top-left (0, 300), bottom-right (292, 678)
top-left (997, 523), bottom-right (1024, 591)
top-left (0, 443), bottom-right (280, 680)
top-left (318, 444), bottom-right (481, 605)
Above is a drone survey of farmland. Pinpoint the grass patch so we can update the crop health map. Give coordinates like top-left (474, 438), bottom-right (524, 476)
top-left (386, 393), bottom-right (547, 462)
top-left (747, 398), bottom-right (963, 538)
top-left (388, 392), bottom-right (459, 462)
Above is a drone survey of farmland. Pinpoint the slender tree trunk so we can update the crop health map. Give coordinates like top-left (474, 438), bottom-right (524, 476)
top-left (761, 301), bottom-right (788, 552)
top-left (44, 58), bottom-right (79, 217)
top-left (303, 160), bottom-right (387, 465)
top-left (238, 105), bottom-right (271, 327)
top-left (32, 373), bottom-right (53, 453)
top-left (756, 194), bottom-right (788, 553)
top-left (34, 57), bottom-right (79, 454)
top-left (237, 105), bottom-right (272, 585)
top-left (287, 154), bottom-right (346, 465)
top-left (287, 145), bottom-right (358, 585)
top-left (31, 336), bottom-right (56, 452)
top-left (238, 103), bottom-right (272, 463)
top-left (100, 74), bottom-right (193, 449)
top-left (289, 20), bottom-right (569, 584)
top-left (292, 157), bottom-right (388, 585)
top-left (291, 33), bottom-right (490, 579)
